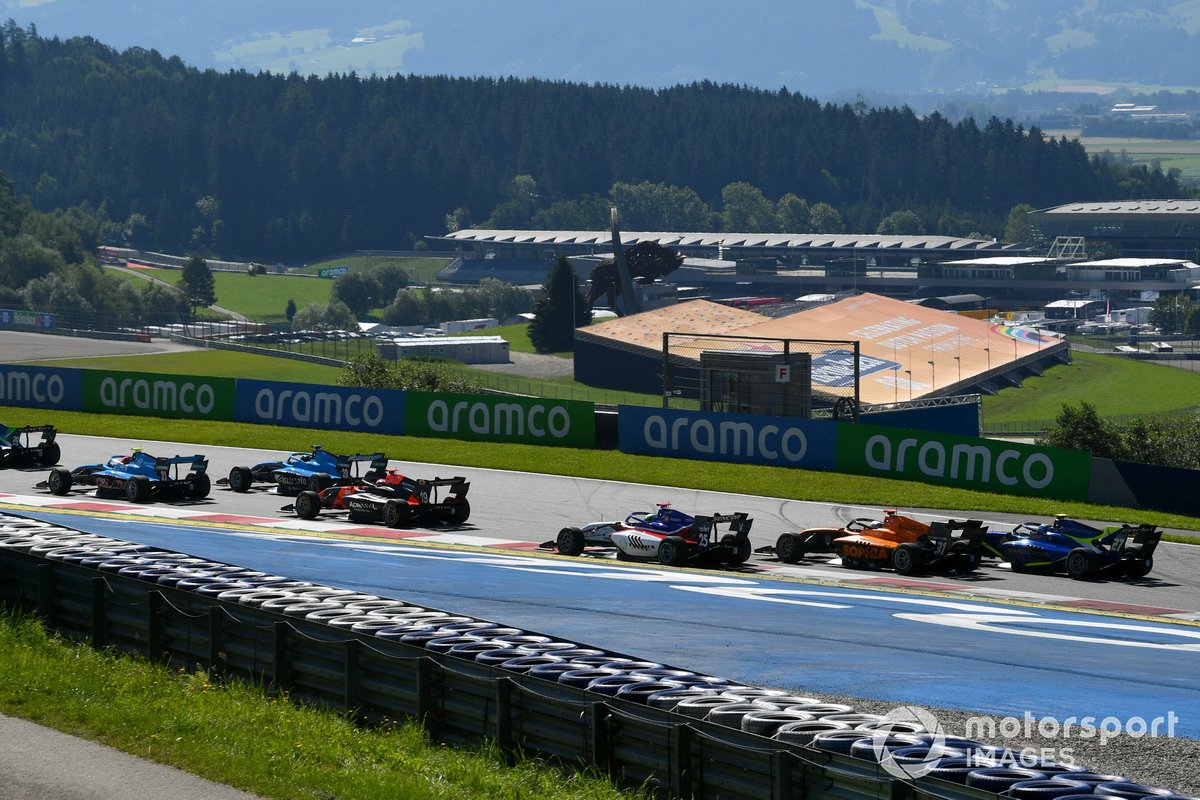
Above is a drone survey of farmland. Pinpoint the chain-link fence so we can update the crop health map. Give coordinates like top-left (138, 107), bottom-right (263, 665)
top-left (663, 332), bottom-right (860, 418)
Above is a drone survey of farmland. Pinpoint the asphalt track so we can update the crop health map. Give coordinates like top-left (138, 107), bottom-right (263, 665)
top-left (2, 436), bottom-right (1199, 735)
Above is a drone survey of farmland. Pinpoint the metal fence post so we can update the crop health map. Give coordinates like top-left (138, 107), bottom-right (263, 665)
top-left (272, 621), bottom-right (290, 694)
top-left (495, 677), bottom-right (515, 766)
top-left (147, 591), bottom-right (163, 662)
top-left (343, 638), bottom-right (361, 717)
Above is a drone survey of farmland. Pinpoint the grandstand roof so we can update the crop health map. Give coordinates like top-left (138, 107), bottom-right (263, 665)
top-left (1033, 200), bottom-right (1200, 218)
top-left (579, 292), bottom-right (1063, 404)
top-left (437, 229), bottom-right (1011, 253)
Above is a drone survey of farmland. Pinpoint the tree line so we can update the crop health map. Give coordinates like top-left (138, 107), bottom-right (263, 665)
top-left (0, 21), bottom-right (1193, 266)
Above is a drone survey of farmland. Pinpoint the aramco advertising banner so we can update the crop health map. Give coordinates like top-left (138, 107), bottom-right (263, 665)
top-left (235, 379), bottom-right (406, 434)
top-left (0, 365), bottom-right (82, 411)
top-left (81, 370), bottom-right (236, 421)
top-left (618, 406), bottom-right (837, 469)
top-left (405, 391), bottom-right (594, 447)
top-left (835, 423), bottom-right (1092, 500)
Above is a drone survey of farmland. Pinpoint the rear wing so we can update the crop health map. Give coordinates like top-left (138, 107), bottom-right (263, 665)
top-left (925, 519), bottom-right (987, 557)
top-left (154, 454), bottom-right (208, 476)
top-left (1105, 524), bottom-right (1162, 558)
top-left (397, 475), bottom-right (470, 502)
top-left (5, 424), bottom-right (56, 446)
top-left (693, 512), bottom-right (753, 546)
top-left (333, 452), bottom-right (389, 478)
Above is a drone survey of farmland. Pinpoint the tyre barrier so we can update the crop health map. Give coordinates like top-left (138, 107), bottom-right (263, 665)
top-left (644, 686), bottom-right (719, 710)
top-left (965, 767), bottom-right (1050, 792)
top-left (1095, 783), bottom-right (1180, 798)
top-left (1, 511), bottom-right (1192, 799)
top-left (1006, 779), bottom-right (1094, 799)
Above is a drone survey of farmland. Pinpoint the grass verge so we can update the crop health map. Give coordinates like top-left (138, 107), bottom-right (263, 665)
top-left (4, 404), bottom-right (1199, 535)
top-left (0, 612), bottom-right (644, 800)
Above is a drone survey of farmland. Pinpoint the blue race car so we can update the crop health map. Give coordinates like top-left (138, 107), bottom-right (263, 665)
top-left (0, 424), bottom-right (61, 469)
top-left (40, 448), bottom-right (210, 502)
top-left (986, 515), bottom-right (1161, 580)
top-left (219, 446), bottom-right (387, 495)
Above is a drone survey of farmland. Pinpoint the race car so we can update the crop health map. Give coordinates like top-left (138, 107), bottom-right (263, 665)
top-left (755, 518), bottom-right (876, 563)
top-left (543, 504), bottom-right (754, 567)
top-left (830, 509), bottom-right (986, 575)
top-left (39, 448), bottom-right (210, 502)
top-left (218, 446), bottom-right (388, 495)
top-left (0, 424), bottom-right (61, 469)
top-left (991, 515), bottom-right (1161, 580)
top-left (284, 470), bottom-right (471, 527)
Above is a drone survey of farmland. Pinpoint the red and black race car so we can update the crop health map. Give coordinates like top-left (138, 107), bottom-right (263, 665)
top-left (282, 470), bottom-right (471, 528)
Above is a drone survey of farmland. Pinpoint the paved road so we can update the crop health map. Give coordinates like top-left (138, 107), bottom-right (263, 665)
top-left (0, 714), bottom-right (262, 800)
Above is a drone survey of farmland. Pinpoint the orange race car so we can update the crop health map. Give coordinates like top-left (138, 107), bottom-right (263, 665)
top-left (830, 509), bottom-right (987, 575)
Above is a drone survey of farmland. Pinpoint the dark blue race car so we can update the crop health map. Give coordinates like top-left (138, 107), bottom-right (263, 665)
top-left (984, 515), bottom-right (1161, 580)
top-left (219, 446), bottom-right (387, 495)
top-left (40, 448), bottom-right (210, 503)
top-left (0, 424), bottom-right (61, 469)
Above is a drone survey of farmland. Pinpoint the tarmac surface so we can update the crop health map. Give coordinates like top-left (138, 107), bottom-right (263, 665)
top-left (0, 714), bottom-right (263, 800)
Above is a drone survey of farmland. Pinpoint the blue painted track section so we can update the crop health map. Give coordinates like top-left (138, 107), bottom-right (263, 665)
top-left (22, 510), bottom-right (1200, 737)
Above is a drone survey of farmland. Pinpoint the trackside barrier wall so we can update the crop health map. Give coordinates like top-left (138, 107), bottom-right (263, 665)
top-left (235, 378), bottom-right (407, 435)
top-left (6, 362), bottom-right (1190, 511)
top-left (0, 533), bottom-right (998, 800)
top-left (835, 423), bottom-right (1093, 501)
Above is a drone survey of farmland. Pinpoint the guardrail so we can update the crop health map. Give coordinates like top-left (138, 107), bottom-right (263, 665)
top-left (0, 515), bottom-right (999, 800)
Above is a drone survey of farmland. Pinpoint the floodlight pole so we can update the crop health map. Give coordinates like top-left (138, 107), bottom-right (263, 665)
top-left (928, 359), bottom-right (935, 389)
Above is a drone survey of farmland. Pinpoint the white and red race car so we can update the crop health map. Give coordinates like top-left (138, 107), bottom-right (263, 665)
top-left (543, 504), bottom-right (753, 567)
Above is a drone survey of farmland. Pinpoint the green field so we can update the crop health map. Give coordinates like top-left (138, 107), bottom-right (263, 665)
top-left (1042, 130), bottom-right (1200, 184)
top-left (113, 253), bottom-right (455, 323)
top-left (981, 350), bottom-right (1200, 427)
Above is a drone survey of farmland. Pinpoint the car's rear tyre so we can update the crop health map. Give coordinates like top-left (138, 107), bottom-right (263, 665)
top-left (363, 470), bottom-right (384, 483)
top-left (1066, 548), bottom-right (1099, 580)
top-left (445, 498), bottom-right (470, 525)
top-left (307, 473), bottom-right (331, 492)
top-left (47, 467), bottom-right (72, 495)
top-left (294, 490), bottom-right (322, 520)
top-left (1126, 557), bottom-right (1153, 578)
top-left (227, 466), bottom-right (253, 492)
top-left (722, 533), bottom-right (751, 564)
top-left (188, 472), bottom-right (210, 499)
top-left (39, 441), bottom-right (61, 466)
top-left (775, 532), bottom-right (805, 563)
top-left (557, 527), bottom-right (586, 557)
top-left (383, 500), bottom-right (412, 528)
top-left (892, 543), bottom-right (922, 575)
top-left (125, 476), bottom-right (150, 503)
top-left (658, 535), bottom-right (689, 566)
top-left (952, 545), bottom-right (981, 572)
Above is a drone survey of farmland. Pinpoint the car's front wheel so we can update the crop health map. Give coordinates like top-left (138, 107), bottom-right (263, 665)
top-left (227, 466), bottom-right (253, 492)
top-left (556, 527), bottom-right (586, 557)
top-left (47, 467), bottom-right (72, 495)
top-left (294, 490), bottom-right (322, 520)
top-left (775, 532), bottom-right (805, 563)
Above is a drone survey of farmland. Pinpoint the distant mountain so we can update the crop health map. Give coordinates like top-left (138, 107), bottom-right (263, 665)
top-left (3, 0), bottom-right (1198, 99)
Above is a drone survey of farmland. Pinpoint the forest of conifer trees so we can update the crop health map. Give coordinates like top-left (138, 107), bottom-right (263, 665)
top-left (0, 20), bottom-right (1194, 264)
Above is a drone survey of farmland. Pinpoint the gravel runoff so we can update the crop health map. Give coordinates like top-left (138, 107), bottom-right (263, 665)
top-left (778, 687), bottom-right (1200, 795)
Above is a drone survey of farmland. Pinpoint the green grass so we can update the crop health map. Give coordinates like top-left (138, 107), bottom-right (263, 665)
top-left (21, 350), bottom-right (346, 383)
top-left (5, 404), bottom-right (1199, 533)
top-left (114, 266), bottom-right (335, 322)
top-left (981, 350), bottom-right (1200, 424)
top-left (298, 255), bottom-right (455, 285)
top-left (1040, 129), bottom-right (1200, 184)
top-left (0, 612), bottom-right (643, 800)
